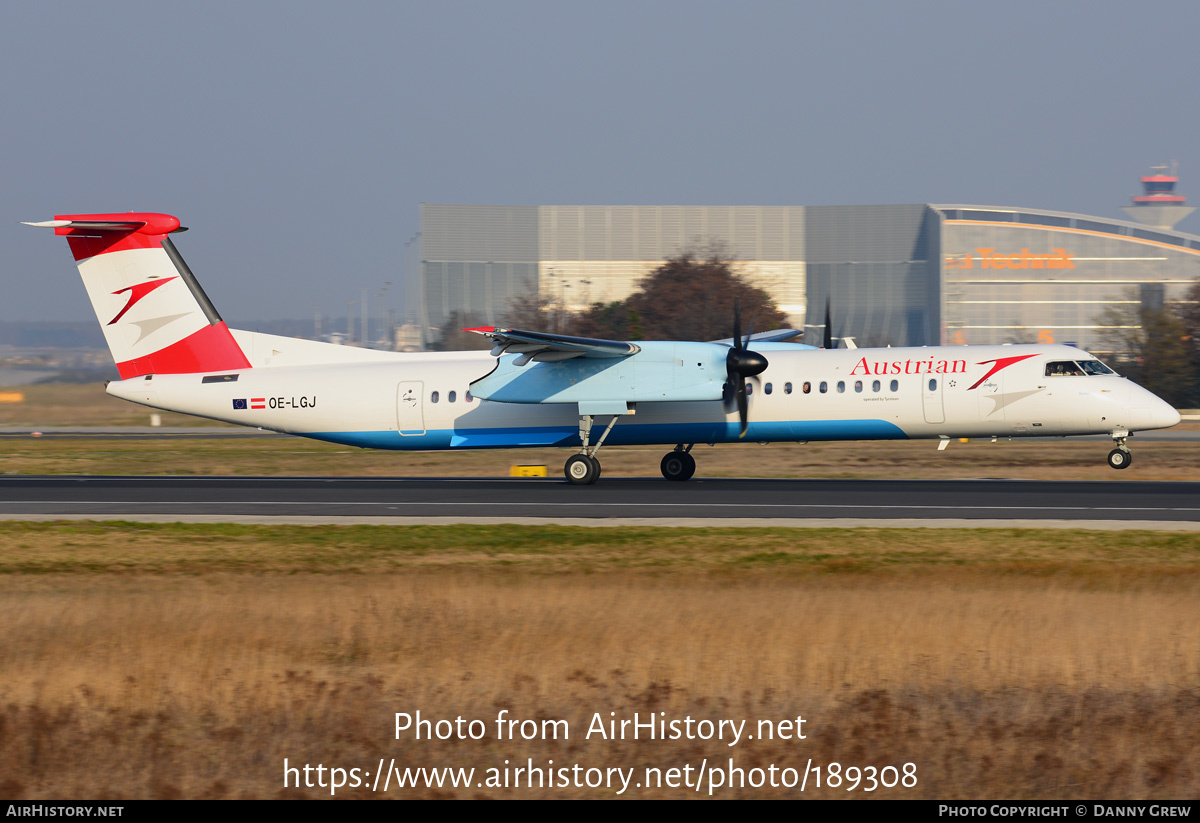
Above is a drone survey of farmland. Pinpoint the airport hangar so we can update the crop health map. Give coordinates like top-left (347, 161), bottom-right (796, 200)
top-left (418, 204), bottom-right (1200, 352)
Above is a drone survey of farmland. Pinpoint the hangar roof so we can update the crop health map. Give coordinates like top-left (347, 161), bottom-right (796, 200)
top-left (933, 204), bottom-right (1200, 251)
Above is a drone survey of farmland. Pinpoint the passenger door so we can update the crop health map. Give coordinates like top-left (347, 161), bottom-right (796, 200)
top-left (922, 376), bottom-right (945, 424)
top-left (397, 381), bottom-right (425, 436)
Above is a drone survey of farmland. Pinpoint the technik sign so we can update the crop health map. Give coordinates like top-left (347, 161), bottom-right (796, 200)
top-left (945, 248), bottom-right (1075, 270)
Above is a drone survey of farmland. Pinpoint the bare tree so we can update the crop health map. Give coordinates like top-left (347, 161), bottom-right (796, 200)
top-left (446, 251), bottom-right (791, 347)
top-left (574, 250), bottom-right (787, 341)
top-left (501, 286), bottom-right (575, 335)
top-left (1094, 289), bottom-right (1197, 407)
top-left (428, 311), bottom-right (492, 351)
top-left (1001, 322), bottom-right (1040, 345)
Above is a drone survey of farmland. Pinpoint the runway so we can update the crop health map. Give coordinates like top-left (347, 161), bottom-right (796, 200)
top-left (1, 475), bottom-right (1198, 528)
top-left (3, 425), bottom-right (1200, 441)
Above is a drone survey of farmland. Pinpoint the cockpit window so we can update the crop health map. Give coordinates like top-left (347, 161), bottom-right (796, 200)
top-left (1078, 360), bottom-right (1115, 375)
top-left (1045, 360), bottom-right (1115, 376)
top-left (1045, 361), bottom-right (1085, 377)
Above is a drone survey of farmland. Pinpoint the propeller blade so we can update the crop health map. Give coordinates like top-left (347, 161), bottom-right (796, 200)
top-left (823, 295), bottom-right (833, 350)
top-left (732, 296), bottom-right (742, 351)
top-left (735, 377), bottom-right (748, 437)
top-left (724, 298), bottom-right (767, 438)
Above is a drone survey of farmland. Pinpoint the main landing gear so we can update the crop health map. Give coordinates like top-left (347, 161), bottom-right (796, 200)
top-left (564, 413), bottom-right (621, 485)
top-left (660, 444), bottom-right (696, 481)
top-left (562, 414), bottom-right (701, 485)
top-left (1107, 431), bottom-right (1132, 470)
top-left (565, 453), bottom-right (601, 484)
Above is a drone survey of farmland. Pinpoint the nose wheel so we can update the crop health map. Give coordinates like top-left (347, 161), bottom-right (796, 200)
top-left (1107, 447), bottom-right (1132, 470)
top-left (1106, 431), bottom-right (1132, 470)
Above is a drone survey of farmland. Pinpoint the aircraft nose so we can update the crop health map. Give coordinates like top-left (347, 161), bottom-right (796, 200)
top-left (1153, 398), bottom-right (1182, 429)
top-left (1127, 385), bottom-right (1181, 431)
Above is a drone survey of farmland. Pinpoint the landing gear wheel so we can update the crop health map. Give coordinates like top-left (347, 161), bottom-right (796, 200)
top-left (565, 454), bottom-right (600, 485)
top-left (660, 451), bottom-right (696, 481)
top-left (1107, 448), bottom-right (1132, 470)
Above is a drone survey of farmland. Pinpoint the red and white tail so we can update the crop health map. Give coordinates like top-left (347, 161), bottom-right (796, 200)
top-left (25, 212), bottom-right (250, 379)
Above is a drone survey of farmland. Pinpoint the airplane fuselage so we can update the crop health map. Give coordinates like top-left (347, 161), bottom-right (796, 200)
top-left (105, 343), bottom-right (1179, 450)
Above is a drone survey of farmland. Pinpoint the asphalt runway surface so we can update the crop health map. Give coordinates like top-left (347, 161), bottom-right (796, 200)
top-left (3, 425), bottom-right (1200, 441)
top-left (1, 475), bottom-right (1198, 528)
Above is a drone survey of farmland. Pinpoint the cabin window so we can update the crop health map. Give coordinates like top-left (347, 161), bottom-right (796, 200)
top-left (746, 383), bottom-right (753, 396)
top-left (784, 382), bottom-right (793, 394)
top-left (872, 380), bottom-right (881, 392)
top-left (820, 382), bottom-right (828, 394)
top-left (854, 380), bottom-right (863, 393)
top-left (764, 382), bottom-right (773, 395)
top-left (802, 381), bottom-right (811, 394)
top-left (890, 379), bottom-right (899, 392)
top-left (837, 381), bottom-right (845, 393)
top-left (431, 391), bottom-right (439, 403)
top-left (928, 379), bottom-right (937, 392)
top-left (465, 391), bottom-right (474, 403)
top-left (448, 391), bottom-right (457, 403)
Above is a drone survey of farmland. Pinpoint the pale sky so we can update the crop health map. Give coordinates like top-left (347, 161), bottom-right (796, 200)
top-left (4, 1), bottom-right (1199, 325)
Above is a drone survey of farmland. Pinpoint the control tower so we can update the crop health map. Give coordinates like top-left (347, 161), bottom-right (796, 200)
top-left (1122, 162), bottom-right (1195, 230)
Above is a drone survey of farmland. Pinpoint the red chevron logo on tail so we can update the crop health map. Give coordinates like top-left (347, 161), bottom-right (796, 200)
top-left (108, 277), bottom-right (178, 326)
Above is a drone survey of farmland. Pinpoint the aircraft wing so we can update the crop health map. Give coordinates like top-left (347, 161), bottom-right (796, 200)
top-left (466, 327), bottom-right (640, 365)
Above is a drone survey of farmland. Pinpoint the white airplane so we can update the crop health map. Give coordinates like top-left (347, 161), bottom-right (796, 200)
top-left (25, 212), bottom-right (1182, 484)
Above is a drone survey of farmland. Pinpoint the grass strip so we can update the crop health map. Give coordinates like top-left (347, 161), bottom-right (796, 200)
top-left (3, 521), bottom-right (1200, 581)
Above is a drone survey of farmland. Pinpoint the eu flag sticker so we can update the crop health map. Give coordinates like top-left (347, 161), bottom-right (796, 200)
top-left (232, 399), bottom-right (247, 410)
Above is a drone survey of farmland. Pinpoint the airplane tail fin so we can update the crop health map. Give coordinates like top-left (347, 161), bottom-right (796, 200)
top-left (25, 213), bottom-right (250, 379)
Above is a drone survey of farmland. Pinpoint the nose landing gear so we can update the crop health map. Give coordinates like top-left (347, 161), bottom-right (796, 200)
top-left (1107, 430), bottom-right (1132, 470)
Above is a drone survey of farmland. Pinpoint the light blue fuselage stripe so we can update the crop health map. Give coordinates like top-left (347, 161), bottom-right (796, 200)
top-left (306, 419), bottom-right (908, 450)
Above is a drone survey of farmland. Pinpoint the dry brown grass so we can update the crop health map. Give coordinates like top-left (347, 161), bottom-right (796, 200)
top-left (1, 524), bottom-right (1198, 799)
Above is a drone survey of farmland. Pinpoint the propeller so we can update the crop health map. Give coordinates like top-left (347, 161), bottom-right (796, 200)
top-left (823, 295), bottom-right (834, 350)
top-left (724, 298), bottom-right (768, 438)
top-left (821, 295), bottom-right (856, 349)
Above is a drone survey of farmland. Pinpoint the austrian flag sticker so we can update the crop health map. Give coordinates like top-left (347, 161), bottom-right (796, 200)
top-left (250, 398), bottom-right (266, 409)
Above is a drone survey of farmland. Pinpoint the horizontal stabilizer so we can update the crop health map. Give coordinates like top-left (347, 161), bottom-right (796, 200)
top-left (24, 219), bottom-right (142, 231)
top-left (23, 213), bottom-right (187, 236)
